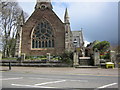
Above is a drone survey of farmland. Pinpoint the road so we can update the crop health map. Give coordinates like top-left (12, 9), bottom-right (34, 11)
top-left (1, 66), bottom-right (119, 90)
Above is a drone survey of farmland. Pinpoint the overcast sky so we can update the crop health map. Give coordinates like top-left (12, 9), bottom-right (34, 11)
top-left (18, 0), bottom-right (118, 45)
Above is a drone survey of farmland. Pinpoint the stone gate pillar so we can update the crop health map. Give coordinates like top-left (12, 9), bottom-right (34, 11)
top-left (94, 48), bottom-right (100, 66)
top-left (73, 52), bottom-right (79, 66)
top-left (0, 52), bottom-right (2, 60)
top-left (110, 51), bottom-right (116, 62)
top-left (110, 51), bottom-right (117, 67)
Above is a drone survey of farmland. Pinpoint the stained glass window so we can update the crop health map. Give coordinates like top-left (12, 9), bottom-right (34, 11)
top-left (32, 19), bottom-right (54, 48)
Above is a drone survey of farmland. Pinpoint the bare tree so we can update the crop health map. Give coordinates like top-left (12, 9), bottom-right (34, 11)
top-left (0, 0), bottom-right (28, 57)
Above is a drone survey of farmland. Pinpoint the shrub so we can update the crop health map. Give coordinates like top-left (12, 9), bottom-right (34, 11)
top-left (2, 57), bottom-right (17, 60)
top-left (60, 51), bottom-right (73, 65)
top-left (25, 55), bottom-right (47, 60)
top-left (100, 51), bottom-right (110, 59)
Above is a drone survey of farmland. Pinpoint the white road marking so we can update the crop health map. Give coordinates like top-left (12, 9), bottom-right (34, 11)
top-left (29, 77), bottom-right (60, 80)
top-left (0, 77), bottom-right (23, 80)
top-left (29, 77), bottom-right (88, 82)
top-left (11, 84), bottom-right (55, 88)
top-left (35, 80), bottom-right (66, 86)
top-left (69, 80), bottom-right (88, 82)
top-left (98, 83), bottom-right (117, 88)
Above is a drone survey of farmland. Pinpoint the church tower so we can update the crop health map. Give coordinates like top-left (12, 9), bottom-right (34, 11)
top-left (35, 0), bottom-right (53, 10)
top-left (64, 8), bottom-right (73, 51)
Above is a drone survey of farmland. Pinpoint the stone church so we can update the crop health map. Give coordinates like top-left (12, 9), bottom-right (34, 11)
top-left (15, 0), bottom-right (84, 56)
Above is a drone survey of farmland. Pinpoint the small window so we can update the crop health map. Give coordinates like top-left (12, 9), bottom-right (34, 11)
top-left (40, 4), bottom-right (46, 10)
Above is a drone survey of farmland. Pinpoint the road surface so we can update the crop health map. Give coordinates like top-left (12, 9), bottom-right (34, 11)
top-left (1, 66), bottom-right (119, 90)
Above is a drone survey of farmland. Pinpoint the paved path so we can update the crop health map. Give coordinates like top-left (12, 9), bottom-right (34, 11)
top-left (1, 66), bottom-right (119, 89)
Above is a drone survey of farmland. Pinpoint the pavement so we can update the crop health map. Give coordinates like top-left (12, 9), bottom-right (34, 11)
top-left (1, 66), bottom-right (119, 76)
top-left (0, 66), bottom-right (119, 89)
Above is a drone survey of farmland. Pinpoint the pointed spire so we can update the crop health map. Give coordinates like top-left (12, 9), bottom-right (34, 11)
top-left (80, 28), bottom-right (83, 37)
top-left (80, 28), bottom-right (84, 46)
top-left (65, 8), bottom-right (69, 18)
top-left (20, 10), bottom-right (25, 26)
top-left (64, 8), bottom-right (70, 24)
top-left (81, 28), bottom-right (83, 30)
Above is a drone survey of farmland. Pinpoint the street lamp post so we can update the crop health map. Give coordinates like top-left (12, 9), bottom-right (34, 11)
top-left (73, 39), bottom-right (77, 52)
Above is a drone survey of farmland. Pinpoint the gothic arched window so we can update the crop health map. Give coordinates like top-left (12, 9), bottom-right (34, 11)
top-left (32, 19), bottom-right (54, 49)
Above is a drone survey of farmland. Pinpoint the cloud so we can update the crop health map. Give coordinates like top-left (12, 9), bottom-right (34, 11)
top-left (19, 1), bottom-right (118, 45)
top-left (66, 2), bottom-right (118, 44)
top-left (84, 40), bottom-right (90, 47)
top-left (15, 0), bottom-right (120, 2)
top-left (52, 2), bottom-right (67, 22)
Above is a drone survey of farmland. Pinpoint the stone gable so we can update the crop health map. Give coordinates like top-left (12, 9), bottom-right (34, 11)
top-left (21, 9), bottom-right (65, 56)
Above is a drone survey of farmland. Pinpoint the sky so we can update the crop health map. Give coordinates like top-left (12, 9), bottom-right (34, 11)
top-left (18, 0), bottom-right (118, 46)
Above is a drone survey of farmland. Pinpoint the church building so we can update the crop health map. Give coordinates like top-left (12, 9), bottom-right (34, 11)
top-left (15, 0), bottom-right (84, 56)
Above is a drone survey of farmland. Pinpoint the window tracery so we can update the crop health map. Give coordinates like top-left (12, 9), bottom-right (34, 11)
top-left (32, 19), bottom-right (54, 48)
